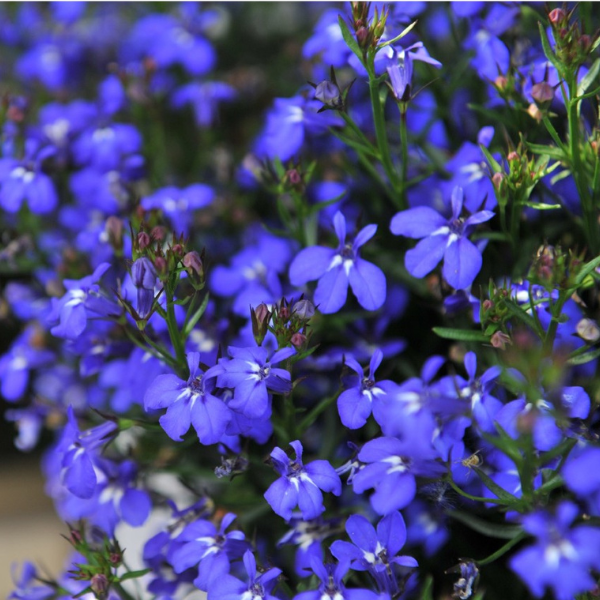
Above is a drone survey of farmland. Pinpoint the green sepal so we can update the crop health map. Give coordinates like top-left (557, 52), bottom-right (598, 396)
top-left (432, 327), bottom-right (489, 343)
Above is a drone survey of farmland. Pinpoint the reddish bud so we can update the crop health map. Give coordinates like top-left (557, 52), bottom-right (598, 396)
top-left (286, 169), bottom-right (302, 185)
top-left (356, 26), bottom-right (369, 47)
top-left (482, 299), bottom-right (494, 311)
top-left (291, 332), bottom-right (307, 348)
top-left (151, 225), bottom-right (166, 242)
top-left (531, 82), bottom-right (554, 104)
top-left (171, 243), bottom-right (183, 256)
top-left (154, 256), bottom-right (167, 275)
top-left (105, 216), bottom-right (123, 250)
top-left (491, 173), bottom-right (504, 190)
top-left (137, 231), bottom-right (151, 250)
top-left (279, 305), bottom-right (291, 320)
top-left (491, 331), bottom-right (512, 350)
top-left (548, 8), bottom-right (566, 25)
top-left (182, 251), bottom-right (203, 277)
top-left (91, 574), bottom-right (109, 597)
top-left (507, 151), bottom-right (519, 162)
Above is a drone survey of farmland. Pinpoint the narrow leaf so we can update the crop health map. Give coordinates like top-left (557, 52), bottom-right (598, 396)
top-left (120, 569), bottom-right (152, 582)
top-left (448, 510), bottom-right (523, 539)
top-left (577, 58), bottom-right (600, 96)
top-left (432, 327), bottom-right (489, 343)
top-left (473, 466), bottom-right (521, 506)
top-left (524, 141), bottom-right (567, 161)
top-left (521, 201), bottom-right (562, 210)
top-left (183, 293), bottom-right (210, 337)
top-left (338, 15), bottom-right (363, 63)
top-left (575, 255), bottom-right (600, 285)
top-left (378, 20), bottom-right (418, 49)
top-left (538, 22), bottom-right (561, 71)
top-left (479, 145), bottom-right (502, 173)
top-left (567, 345), bottom-right (600, 365)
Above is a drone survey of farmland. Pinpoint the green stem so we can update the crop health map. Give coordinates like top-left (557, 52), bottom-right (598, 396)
top-left (446, 477), bottom-right (507, 505)
top-left (476, 531), bottom-right (527, 566)
top-left (542, 291), bottom-right (569, 357)
top-left (567, 73), bottom-right (597, 254)
top-left (366, 59), bottom-right (400, 199)
top-left (165, 289), bottom-right (187, 375)
top-left (399, 107), bottom-right (409, 211)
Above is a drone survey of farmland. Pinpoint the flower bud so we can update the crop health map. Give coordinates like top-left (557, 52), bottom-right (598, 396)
top-left (291, 332), bottom-right (307, 348)
top-left (507, 151), bottom-right (519, 162)
top-left (286, 169), bottom-right (302, 186)
top-left (151, 225), bottom-right (166, 242)
top-left (527, 103), bottom-right (543, 122)
top-left (91, 574), bottom-right (109, 597)
top-left (137, 231), bottom-right (150, 250)
top-left (491, 173), bottom-right (504, 190)
top-left (292, 299), bottom-right (315, 320)
top-left (531, 82), bottom-right (554, 104)
top-left (548, 8), bottom-right (566, 25)
top-left (490, 331), bottom-right (512, 350)
top-left (183, 251), bottom-right (203, 277)
top-left (356, 26), bottom-right (369, 48)
top-left (314, 80), bottom-right (340, 107)
top-left (105, 216), bottom-right (123, 251)
top-left (131, 257), bottom-right (157, 318)
top-left (576, 318), bottom-right (600, 343)
top-left (251, 303), bottom-right (272, 346)
top-left (154, 256), bottom-right (167, 275)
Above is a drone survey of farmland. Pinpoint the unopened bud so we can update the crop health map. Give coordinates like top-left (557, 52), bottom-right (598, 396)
top-left (491, 173), bottom-right (504, 190)
top-left (548, 8), bottom-right (566, 25)
top-left (576, 318), bottom-right (600, 343)
top-left (131, 257), bottom-right (157, 318)
top-left (154, 256), bottom-right (167, 275)
top-left (279, 305), bottom-right (291, 320)
top-left (531, 82), bottom-right (554, 104)
top-left (91, 574), bottom-right (109, 597)
top-left (580, 34), bottom-right (592, 54)
top-left (171, 243), bottom-right (183, 256)
top-left (507, 151), bottom-right (519, 162)
top-left (494, 76), bottom-right (508, 90)
top-left (291, 332), bottom-right (307, 348)
top-left (105, 216), bottom-right (123, 250)
top-left (483, 299), bottom-right (494, 311)
top-left (251, 303), bottom-right (272, 346)
top-left (183, 251), bottom-right (203, 277)
top-left (137, 231), bottom-right (150, 250)
top-left (151, 225), bottom-right (166, 242)
top-left (356, 26), bottom-right (369, 48)
top-left (292, 299), bottom-right (315, 320)
top-left (314, 80), bottom-right (340, 107)
top-left (490, 331), bottom-right (512, 350)
top-left (286, 169), bottom-right (302, 186)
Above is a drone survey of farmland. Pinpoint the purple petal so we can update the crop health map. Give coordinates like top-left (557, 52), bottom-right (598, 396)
top-left (159, 400), bottom-right (192, 441)
top-left (369, 349), bottom-right (383, 378)
top-left (333, 211), bottom-right (346, 244)
top-left (314, 265), bottom-right (348, 314)
top-left (289, 246), bottom-right (336, 286)
top-left (304, 460), bottom-right (341, 495)
top-left (442, 237), bottom-right (482, 289)
top-left (353, 224), bottom-right (377, 249)
top-left (348, 259), bottom-right (386, 311)
top-left (338, 387), bottom-right (372, 429)
top-left (390, 207), bottom-right (447, 238)
top-left (371, 472), bottom-right (416, 514)
top-left (191, 394), bottom-right (231, 445)
top-left (405, 234), bottom-right (447, 278)
top-left (264, 477), bottom-right (298, 521)
top-left (144, 374), bottom-right (185, 410)
top-left (64, 451), bottom-right (96, 499)
top-left (120, 488), bottom-right (151, 526)
top-left (451, 186), bottom-right (464, 220)
top-left (464, 210), bottom-right (495, 227)
top-left (229, 379), bottom-right (269, 418)
top-left (297, 479), bottom-right (325, 520)
top-left (345, 514), bottom-right (377, 552)
top-left (376, 511), bottom-right (407, 555)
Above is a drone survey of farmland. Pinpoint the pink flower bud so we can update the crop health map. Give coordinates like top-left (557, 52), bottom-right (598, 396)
top-left (490, 331), bottom-right (512, 350)
top-left (137, 231), bottom-right (150, 250)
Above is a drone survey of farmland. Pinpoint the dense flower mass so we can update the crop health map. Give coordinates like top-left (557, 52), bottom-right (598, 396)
top-left (2, 3), bottom-right (600, 600)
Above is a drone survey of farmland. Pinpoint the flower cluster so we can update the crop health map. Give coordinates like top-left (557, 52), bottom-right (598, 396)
top-left (3, 4), bottom-right (600, 600)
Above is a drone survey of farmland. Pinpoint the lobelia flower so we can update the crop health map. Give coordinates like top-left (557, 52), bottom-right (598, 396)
top-left (294, 556), bottom-right (381, 600)
top-left (48, 262), bottom-right (120, 340)
top-left (144, 352), bottom-right (230, 445)
top-left (289, 211), bottom-right (386, 314)
top-left (131, 257), bottom-right (157, 318)
top-left (351, 434), bottom-right (445, 515)
top-left (169, 512), bottom-right (250, 591)
top-left (390, 186), bottom-right (494, 289)
top-left (171, 82), bottom-right (237, 128)
top-left (207, 550), bottom-right (282, 600)
top-left (330, 511), bottom-right (418, 576)
top-left (216, 346), bottom-right (295, 419)
top-left (337, 348), bottom-right (397, 429)
top-left (509, 501), bottom-right (600, 600)
top-left (264, 440), bottom-right (341, 521)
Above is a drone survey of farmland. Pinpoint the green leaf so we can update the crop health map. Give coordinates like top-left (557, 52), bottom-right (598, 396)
top-left (567, 345), bottom-right (600, 365)
top-left (432, 327), bottom-right (489, 343)
top-left (481, 423), bottom-right (523, 467)
top-left (541, 115), bottom-right (567, 151)
top-left (73, 586), bottom-right (93, 599)
top-left (575, 254), bottom-right (600, 286)
top-left (419, 575), bottom-right (434, 600)
top-left (502, 300), bottom-right (543, 338)
top-left (524, 141), bottom-right (567, 161)
top-left (538, 22), bottom-right (561, 71)
top-left (330, 129), bottom-right (380, 159)
top-left (473, 466), bottom-right (522, 507)
top-left (338, 15), bottom-right (363, 63)
top-left (378, 20), bottom-right (418, 49)
top-left (120, 569), bottom-right (151, 582)
top-left (577, 58), bottom-right (600, 97)
top-left (307, 192), bottom-right (347, 216)
top-left (521, 201), bottom-right (562, 210)
top-left (479, 144), bottom-right (502, 173)
top-left (447, 510), bottom-right (524, 539)
top-left (183, 293), bottom-right (210, 337)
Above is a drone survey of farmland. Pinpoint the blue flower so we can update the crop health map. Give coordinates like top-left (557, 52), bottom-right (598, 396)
top-left (264, 440), bottom-right (341, 521)
top-left (330, 511), bottom-right (417, 574)
top-left (171, 82), bottom-right (236, 128)
top-left (170, 513), bottom-right (250, 591)
top-left (509, 501), bottom-right (600, 600)
top-left (390, 186), bottom-right (494, 289)
top-left (294, 557), bottom-right (380, 600)
top-left (144, 352), bottom-right (230, 445)
top-left (290, 211), bottom-right (386, 314)
top-left (338, 349), bottom-right (397, 429)
top-left (217, 346), bottom-right (295, 419)
top-left (131, 257), bottom-right (157, 318)
top-left (48, 262), bottom-right (119, 340)
top-left (207, 550), bottom-right (282, 600)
